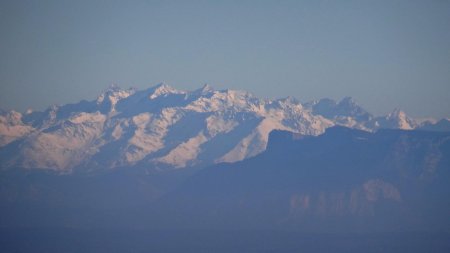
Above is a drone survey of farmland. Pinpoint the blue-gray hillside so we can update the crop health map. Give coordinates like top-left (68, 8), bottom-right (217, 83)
top-left (154, 127), bottom-right (450, 232)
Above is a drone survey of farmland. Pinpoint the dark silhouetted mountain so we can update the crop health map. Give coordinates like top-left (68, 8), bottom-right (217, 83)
top-left (2, 127), bottom-right (450, 233)
top-left (154, 127), bottom-right (450, 232)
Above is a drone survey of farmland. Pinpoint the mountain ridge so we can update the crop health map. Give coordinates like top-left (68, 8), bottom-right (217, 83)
top-left (0, 83), bottom-right (448, 172)
top-left (153, 126), bottom-right (450, 232)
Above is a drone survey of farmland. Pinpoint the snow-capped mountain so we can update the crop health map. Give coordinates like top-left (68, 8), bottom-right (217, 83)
top-left (304, 97), bottom-right (419, 131)
top-left (418, 118), bottom-right (450, 132)
top-left (0, 110), bottom-right (34, 147)
top-left (304, 97), bottom-right (374, 130)
top-left (0, 83), bottom-right (438, 172)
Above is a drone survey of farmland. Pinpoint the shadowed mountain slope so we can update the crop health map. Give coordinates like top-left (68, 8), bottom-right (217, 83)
top-left (1, 84), bottom-right (437, 173)
top-left (154, 127), bottom-right (450, 232)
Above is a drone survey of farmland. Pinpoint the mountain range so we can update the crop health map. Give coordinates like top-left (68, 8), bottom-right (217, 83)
top-left (1, 85), bottom-right (450, 252)
top-left (2, 126), bottom-right (449, 233)
top-left (1, 83), bottom-right (447, 172)
top-left (153, 127), bottom-right (450, 232)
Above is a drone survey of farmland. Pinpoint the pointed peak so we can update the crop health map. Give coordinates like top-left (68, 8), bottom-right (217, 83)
top-left (153, 82), bottom-right (171, 89)
top-left (339, 96), bottom-right (357, 105)
top-left (149, 82), bottom-right (178, 92)
top-left (148, 82), bottom-right (184, 99)
top-left (338, 97), bottom-right (369, 112)
top-left (49, 104), bottom-right (59, 111)
top-left (191, 83), bottom-right (215, 95)
top-left (100, 84), bottom-right (124, 95)
top-left (276, 96), bottom-right (300, 104)
top-left (383, 109), bottom-right (416, 130)
top-left (108, 83), bottom-right (122, 90)
top-left (389, 108), bottom-right (406, 117)
top-left (97, 84), bottom-right (134, 105)
top-left (200, 83), bottom-right (214, 92)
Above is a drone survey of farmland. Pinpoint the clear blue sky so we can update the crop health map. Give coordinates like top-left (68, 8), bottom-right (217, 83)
top-left (1, 0), bottom-right (449, 118)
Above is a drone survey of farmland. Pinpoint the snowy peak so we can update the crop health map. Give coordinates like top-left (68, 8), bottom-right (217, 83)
top-left (96, 85), bottom-right (135, 113)
top-left (0, 83), bottom-right (442, 173)
top-left (148, 83), bottom-right (185, 100)
top-left (0, 110), bottom-right (34, 147)
top-left (185, 88), bottom-right (260, 113)
top-left (376, 109), bottom-right (416, 130)
top-left (185, 84), bottom-right (214, 100)
top-left (339, 96), bottom-right (357, 106)
top-left (0, 84), bottom-right (330, 171)
top-left (198, 83), bottom-right (214, 93)
top-left (100, 83), bottom-right (123, 95)
top-left (303, 97), bottom-right (373, 130)
top-left (306, 97), bottom-right (371, 119)
top-left (96, 84), bottom-right (133, 102)
top-left (274, 96), bottom-right (301, 107)
top-left (389, 108), bottom-right (405, 116)
top-left (0, 110), bottom-right (24, 125)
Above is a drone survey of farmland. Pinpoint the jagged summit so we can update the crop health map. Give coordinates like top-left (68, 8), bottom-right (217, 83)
top-left (276, 96), bottom-right (301, 104)
top-left (104, 83), bottom-right (123, 92)
top-left (199, 83), bottom-right (214, 93)
top-left (376, 108), bottom-right (417, 130)
top-left (0, 83), bottom-right (441, 172)
top-left (147, 82), bottom-right (184, 100)
top-left (340, 96), bottom-right (357, 105)
top-left (188, 83), bottom-right (215, 98)
top-left (419, 118), bottom-right (450, 132)
top-left (96, 84), bottom-right (135, 109)
top-left (303, 97), bottom-right (373, 130)
top-left (388, 108), bottom-right (408, 118)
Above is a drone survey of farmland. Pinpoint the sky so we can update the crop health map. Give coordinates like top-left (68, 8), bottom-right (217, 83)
top-left (0, 0), bottom-right (449, 118)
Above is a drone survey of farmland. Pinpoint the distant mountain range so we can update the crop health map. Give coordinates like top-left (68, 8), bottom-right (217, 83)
top-left (2, 126), bottom-right (449, 232)
top-left (153, 127), bottom-right (450, 232)
top-left (1, 83), bottom-right (448, 172)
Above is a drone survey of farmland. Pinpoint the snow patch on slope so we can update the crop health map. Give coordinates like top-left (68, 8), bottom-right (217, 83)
top-left (0, 83), bottom-right (432, 172)
top-left (0, 111), bottom-right (34, 147)
top-left (156, 131), bottom-right (208, 168)
top-left (18, 112), bottom-right (106, 171)
top-left (149, 83), bottom-right (185, 100)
